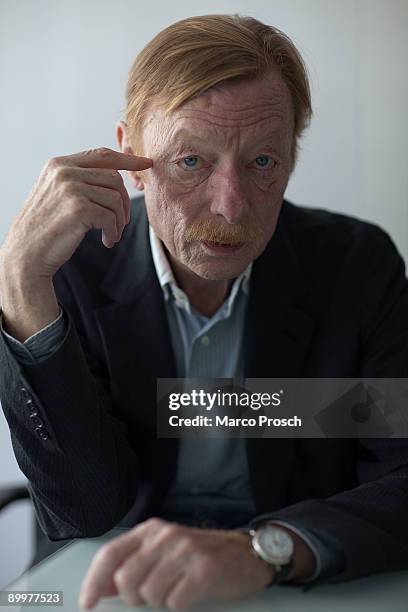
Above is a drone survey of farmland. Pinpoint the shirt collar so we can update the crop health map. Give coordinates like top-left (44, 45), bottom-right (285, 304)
top-left (149, 224), bottom-right (252, 315)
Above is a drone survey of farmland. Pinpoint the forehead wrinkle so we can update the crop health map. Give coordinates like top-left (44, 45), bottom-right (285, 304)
top-left (167, 112), bottom-right (288, 143)
top-left (175, 112), bottom-right (286, 129)
top-left (178, 101), bottom-right (287, 121)
top-left (183, 97), bottom-right (286, 115)
top-left (171, 116), bottom-right (285, 132)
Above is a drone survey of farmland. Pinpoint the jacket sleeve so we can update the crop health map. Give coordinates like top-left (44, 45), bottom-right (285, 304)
top-left (1, 306), bottom-right (67, 364)
top-left (249, 225), bottom-right (408, 586)
top-left (0, 269), bottom-right (141, 541)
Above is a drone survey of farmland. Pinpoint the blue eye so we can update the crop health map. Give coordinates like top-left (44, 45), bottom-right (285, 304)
top-left (177, 155), bottom-right (208, 173)
top-left (182, 156), bottom-right (199, 168)
top-left (255, 155), bottom-right (272, 168)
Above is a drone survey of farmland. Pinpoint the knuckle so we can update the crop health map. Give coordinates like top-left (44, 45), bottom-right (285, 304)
top-left (53, 166), bottom-right (71, 181)
top-left (97, 146), bottom-right (113, 157)
top-left (144, 517), bottom-right (165, 529)
top-left (180, 534), bottom-right (195, 550)
top-left (67, 197), bottom-right (84, 216)
top-left (160, 523), bottom-right (180, 539)
top-left (94, 543), bottom-right (114, 565)
top-left (45, 156), bottom-right (60, 171)
top-left (80, 146), bottom-right (112, 159)
top-left (113, 566), bottom-right (131, 589)
top-left (102, 541), bottom-right (123, 563)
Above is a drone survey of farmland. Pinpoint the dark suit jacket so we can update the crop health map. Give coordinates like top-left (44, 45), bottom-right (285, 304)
top-left (1, 197), bottom-right (408, 585)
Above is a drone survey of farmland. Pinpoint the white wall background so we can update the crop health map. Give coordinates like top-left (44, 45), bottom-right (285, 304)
top-left (0, 0), bottom-right (407, 587)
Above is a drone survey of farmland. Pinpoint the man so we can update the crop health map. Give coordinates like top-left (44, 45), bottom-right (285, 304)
top-left (1, 13), bottom-right (408, 611)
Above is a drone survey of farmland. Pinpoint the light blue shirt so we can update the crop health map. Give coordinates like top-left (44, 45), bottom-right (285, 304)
top-left (148, 225), bottom-right (256, 519)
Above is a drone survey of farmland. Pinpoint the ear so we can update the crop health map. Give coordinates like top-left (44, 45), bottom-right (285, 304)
top-left (116, 121), bottom-right (145, 191)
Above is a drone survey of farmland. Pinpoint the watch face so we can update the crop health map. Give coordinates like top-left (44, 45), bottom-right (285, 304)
top-left (257, 526), bottom-right (294, 563)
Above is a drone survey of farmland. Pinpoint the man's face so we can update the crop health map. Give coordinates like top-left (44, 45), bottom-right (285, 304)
top-left (138, 70), bottom-right (294, 281)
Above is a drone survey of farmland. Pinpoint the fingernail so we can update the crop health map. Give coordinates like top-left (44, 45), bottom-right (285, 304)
top-left (78, 595), bottom-right (89, 609)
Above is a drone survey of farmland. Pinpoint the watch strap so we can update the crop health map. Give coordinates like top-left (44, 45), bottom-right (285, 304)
top-left (271, 558), bottom-right (294, 585)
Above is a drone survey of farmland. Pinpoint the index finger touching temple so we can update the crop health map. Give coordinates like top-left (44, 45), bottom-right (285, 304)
top-left (61, 147), bottom-right (153, 171)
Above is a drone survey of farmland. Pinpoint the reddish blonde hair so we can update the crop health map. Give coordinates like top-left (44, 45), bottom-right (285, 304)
top-left (125, 14), bottom-right (312, 169)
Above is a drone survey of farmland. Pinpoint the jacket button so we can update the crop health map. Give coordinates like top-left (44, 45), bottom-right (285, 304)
top-left (26, 398), bottom-right (35, 411)
top-left (30, 415), bottom-right (44, 429)
top-left (36, 427), bottom-right (49, 441)
top-left (21, 387), bottom-right (30, 399)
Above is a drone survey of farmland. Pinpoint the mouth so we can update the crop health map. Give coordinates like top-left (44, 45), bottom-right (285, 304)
top-left (201, 240), bottom-right (245, 254)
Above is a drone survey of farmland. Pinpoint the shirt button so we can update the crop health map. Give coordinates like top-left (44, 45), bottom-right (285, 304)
top-left (200, 335), bottom-right (210, 346)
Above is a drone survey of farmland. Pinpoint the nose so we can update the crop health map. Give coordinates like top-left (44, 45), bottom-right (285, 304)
top-left (209, 162), bottom-right (250, 224)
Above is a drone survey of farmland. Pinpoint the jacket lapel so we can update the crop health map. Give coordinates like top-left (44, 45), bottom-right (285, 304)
top-left (93, 200), bottom-right (178, 502)
top-left (244, 206), bottom-right (317, 512)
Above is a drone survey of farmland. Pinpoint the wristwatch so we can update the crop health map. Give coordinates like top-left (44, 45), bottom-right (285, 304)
top-left (249, 523), bottom-right (295, 584)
